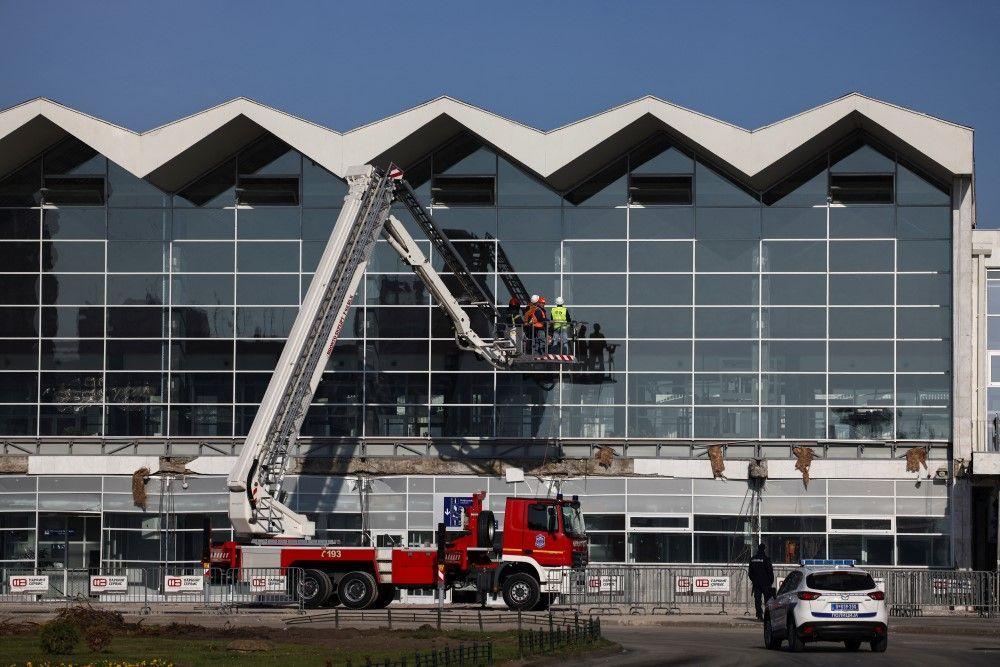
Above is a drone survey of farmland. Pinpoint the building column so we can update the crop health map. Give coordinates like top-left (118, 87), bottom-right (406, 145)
top-left (952, 175), bottom-right (975, 568)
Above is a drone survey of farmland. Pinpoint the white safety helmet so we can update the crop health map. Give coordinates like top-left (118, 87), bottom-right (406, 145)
top-left (556, 297), bottom-right (564, 306)
top-left (530, 294), bottom-right (539, 304)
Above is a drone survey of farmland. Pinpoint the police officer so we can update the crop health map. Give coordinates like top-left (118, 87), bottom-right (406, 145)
top-left (748, 543), bottom-right (775, 621)
top-left (550, 297), bottom-right (571, 354)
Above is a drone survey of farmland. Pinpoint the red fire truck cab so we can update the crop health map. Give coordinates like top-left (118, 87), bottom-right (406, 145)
top-left (212, 491), bottom-right (588, 610)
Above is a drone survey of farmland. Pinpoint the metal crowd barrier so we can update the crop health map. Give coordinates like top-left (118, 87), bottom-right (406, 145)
top-left (552, 565), bottom-right (999, 616)
top-left (0, 566), bottom-right (304, 613)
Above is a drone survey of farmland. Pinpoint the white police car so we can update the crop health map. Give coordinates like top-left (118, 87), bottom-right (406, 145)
top-left (764, 559), bottom-right (887, 653)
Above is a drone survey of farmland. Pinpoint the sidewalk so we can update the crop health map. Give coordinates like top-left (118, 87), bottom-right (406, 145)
top-left (600, 612), bottom-right (998, 636)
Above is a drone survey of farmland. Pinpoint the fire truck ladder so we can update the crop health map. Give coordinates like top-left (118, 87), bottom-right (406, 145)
top-left (228, 165), bottom-right (517, 540)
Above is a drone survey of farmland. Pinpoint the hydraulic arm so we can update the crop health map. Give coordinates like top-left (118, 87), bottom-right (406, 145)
top-left (227, 165), bottom-right (515, 540)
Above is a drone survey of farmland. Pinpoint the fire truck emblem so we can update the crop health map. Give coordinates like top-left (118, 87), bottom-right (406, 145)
top-left (534, 534), bottom-right (546, 549)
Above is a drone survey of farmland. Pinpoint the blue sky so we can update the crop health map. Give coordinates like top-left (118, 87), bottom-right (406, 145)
top-left (1, 0), bottom-right (998, 222)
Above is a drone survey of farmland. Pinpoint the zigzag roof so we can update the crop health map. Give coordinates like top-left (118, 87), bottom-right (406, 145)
top-left (0, 93), bottom-right (973, 194)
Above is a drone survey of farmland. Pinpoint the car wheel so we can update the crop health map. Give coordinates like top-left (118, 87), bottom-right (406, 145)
top-left (502, 573), bottom-right (540, 611)
top-left (845, 640), bottom-right (861, 651)
top-left (763, 617), bottom-right (782, 650)
top-left (870, 634), bottom-right (888, 653)
top-left (339, 571), bottom-right (378, 609)
top-left (786, 619), bottom-right (804, 652)
top-left (299, 569), bottom-right (332, 609)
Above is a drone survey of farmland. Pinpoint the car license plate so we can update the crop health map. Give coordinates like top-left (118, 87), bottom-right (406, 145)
top-left (831, 603), bottom-right (859, 611)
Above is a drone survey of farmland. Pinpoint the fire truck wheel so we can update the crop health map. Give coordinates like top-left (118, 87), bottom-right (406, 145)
top-left (502, 573), bottom-right (540, 611)
top-left (370, 584), bottom-right (395, 609)
top-left (321, 590), bottom-right (341, 607)
top-left (339, 571), bottom-right (378, 609)
top-left (299, 569), bottom-right (333, 609)
top-left (532, 593), bottom-right (551, 611)
top-left (477, 510), bottom-right (496, 548)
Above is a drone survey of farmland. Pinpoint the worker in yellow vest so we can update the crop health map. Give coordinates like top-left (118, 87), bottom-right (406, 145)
top-left (550, 297), bottom-right (571, 354)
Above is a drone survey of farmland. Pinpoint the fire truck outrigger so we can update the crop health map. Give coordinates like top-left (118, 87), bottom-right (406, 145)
top-left (212, 164), bottom-right (587, 609)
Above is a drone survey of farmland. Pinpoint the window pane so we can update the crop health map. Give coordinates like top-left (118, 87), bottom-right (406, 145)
top-left (897, 341), bottom-right (950, 372)
top-left (829, 307), bottom-right (893, 338)
top-left (762, 241), bottom-right (825, 272)
top-left (828, 408), bottom-right (893, 439)
top-left (39, 405), bottom-right (102, 436)
top-left (629, 207), bottom-right (694, 239)
top-left (694, 407), bottom-right (757, 437)
top-left (898, 307), bottom-right (950, 339)
top-left (171, 275), bottom-right (232, 305)
top-left (694, 374), bottom-right (756, 404)
top-left (236, 306), bottom-right (297, 338)
top-left (829, 375), bottom-right (893, 406)
top-left (763, 341), bottom-right (825, 372)
top-left (497, 157), bottom-right (560, 206)
top-left (497, 208), bottom-right (561, 241)
top-left (171, 340), bottom-right (233, 371)
top-left (169, 405), bottom-right (232, 436)
top-left (630, 533), bottom-right (692, 563)
top-left (171, 306), bottom-right (234, 338)
top-left (170, 373), bottom-right (233, 403)
top-left (762, 274), bottom-right (826, 305)
top-left (42, 209), bottom-right (105, 239)
top-left (896, 374), bottom-right (949, 406)
top-left (563, 241), bottom-right (626, 272)
top-left (694, 340), bottom-right (757, 371)
top-left (41, 306), bottom-right (103, 338)
top-left (829, 206), bottom-right (893, 238)
top-left (172, 242), bottom-right (233, 272)
top-left (108, 162), bottom-right (167, 207)
top-left (107, 275), bottom-right (165, 305)
top-left (171, 209), bottom-right (234, 239)
top-left (695, 308), bottom-right (757, 338)
top-left (695, 240), bottom-right (758, 272)
top-left (828, 534), bottom-right (894, 565)
top-left (628, 374), bottom-right (691, 404)
top-left (302, 159), bottom-right (346, 207)
top-left (695, 274), bottom-right (758, 306)
top-left (107, 241), bottom-right (165, 272)
top-left (237, 241), bottom-right (299, 272)
top-left (763, 374), bottom-right (824, 404)
top-left (629, 241), bottom-right (692, 272)
top-left (696, 208), bottom-right (759, 239)
top-left (628, 407), bottom-right (691, 437)
top-left (695, 162), bottom-right (758, 206)
top-left (40, 340), bottom-right (102, 370)
top-left (630, 340), bottom-right (692, 372)
top-left (896, 408), bottom-right (950, 440)
top-left (898, 274), bottom-right (950, 306)
top-left (896, 165), bottom-right (949, 206)
top-left (629, 307), bottom-right (691, 338)
top-left (829, 241), bottom-right (893, 272)
top-left (762, 407), bottom-right (825, 438)
top-left (898, 240), bottom-right (951, 272)
top-left (829, 341), bottom-right (893, 372)
top-left (762, 207), bottom-right (825, 238)
top-left (106, 340), bottom-right (166, 370)
top-left (629, 275), bottom-right (692, 305)
top-left (42, 241), bottom-right (104, 272)
top-left (762, 307), bottom-right (825, 338)
top-left (829, 274), bottom-right (893, 305)
top-left (107, 307), bottom-right (166, 338)
top-left (831, 144), bottom-right (894, 173)
top-left (563, 159), bottom-right (626, 207)
top-left (897, 207), bottom-right (950, 239)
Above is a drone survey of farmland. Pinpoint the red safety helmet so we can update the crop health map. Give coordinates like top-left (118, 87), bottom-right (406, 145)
top-left (509, 297), bottom-right (520, 307)
top-left (538, 296), bottom-right (546, 305)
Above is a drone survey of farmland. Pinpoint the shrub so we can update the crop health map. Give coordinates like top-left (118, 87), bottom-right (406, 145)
top-left (85, 624), bottom-right (112, 652)
top-left (39, 617), bottom-right (81, 654)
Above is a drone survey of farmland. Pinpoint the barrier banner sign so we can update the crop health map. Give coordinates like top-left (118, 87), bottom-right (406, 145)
top-left (8, 575), bottom-right (48, 593)
top-left (675, 576), bottom-right (692, 593)
top-left (693, 576), bottom-right (730, 593)
top-left (248, 575), bottom-right (287, 593)
top-left (932, 578), bottom-right (972, 596)
top-left (586, 575), bottom-right (623, 593)
top-left (89, 575), bottom-right (128, 594)
top-left (164, 575), bottom-right (204, 593)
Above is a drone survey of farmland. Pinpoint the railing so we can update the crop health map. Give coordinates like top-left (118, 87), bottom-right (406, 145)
top-left (551, 565), bottom-right (1000, 616)
top-left (340, 641), bottom-right (493, 667)
top-left (0, 566), bottom-right (304, 613)
top-left (518, 616), bottom-right (602, 659)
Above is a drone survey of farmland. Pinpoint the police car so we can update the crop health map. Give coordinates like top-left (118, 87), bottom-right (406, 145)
top-left (763, 559), bottom-right (887, 653)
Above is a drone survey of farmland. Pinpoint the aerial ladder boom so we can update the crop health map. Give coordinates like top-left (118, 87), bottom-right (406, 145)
top-left (228, 165), bottom-right (515, 540)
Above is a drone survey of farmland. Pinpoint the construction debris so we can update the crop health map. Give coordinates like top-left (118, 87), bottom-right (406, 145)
top-left (594, 445), bottom-right (616, 469)
top-left (707, 445), bottom-right (725, 479)
top-left (131, 467), bottom-right (150, 510)
top-left (792, 446), bottom-right (815, 488)
top-left (905, 447), bottom-right (928, 474)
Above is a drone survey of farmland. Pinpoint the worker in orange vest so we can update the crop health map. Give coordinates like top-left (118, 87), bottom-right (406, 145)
top-left (524, 294), bottom-right (548, 354)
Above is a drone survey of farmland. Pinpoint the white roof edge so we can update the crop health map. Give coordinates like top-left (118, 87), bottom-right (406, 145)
top-left (0, 94), bottom-right (974, 181)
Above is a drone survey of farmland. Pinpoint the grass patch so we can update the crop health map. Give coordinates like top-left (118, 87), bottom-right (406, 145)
top-left (0, 626), bottom-right (615, 666)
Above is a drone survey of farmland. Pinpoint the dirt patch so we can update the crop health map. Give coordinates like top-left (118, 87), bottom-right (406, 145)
top-left (0, 617), bottom-right (40, 637)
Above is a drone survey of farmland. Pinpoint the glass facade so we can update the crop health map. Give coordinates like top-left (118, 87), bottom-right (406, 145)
top-left (0, 474), bottom-right (949, 568)
top-left (0, 133), bottom-right (953, 443)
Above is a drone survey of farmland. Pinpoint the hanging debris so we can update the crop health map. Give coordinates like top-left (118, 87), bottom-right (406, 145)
top-left (748, 458), bottom-right (768, 492)
top-left (707, 445), bottom-right (725, 479)
top-left (131, 467), bottom-right (150, 511)
top-left (594, 445), bottom-right (616, 469)
top-left (905, 447), bottom-right (928, 474)
top-left (792, 446), bottom-right (814, 488)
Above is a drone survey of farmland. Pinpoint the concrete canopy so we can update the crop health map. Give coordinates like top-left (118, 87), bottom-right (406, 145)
top-left (0, 93), bottom-right (974, 195)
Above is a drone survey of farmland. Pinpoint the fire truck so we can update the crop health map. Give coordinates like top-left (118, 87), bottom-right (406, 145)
top-left (212, 164), bottom-right (587, 609)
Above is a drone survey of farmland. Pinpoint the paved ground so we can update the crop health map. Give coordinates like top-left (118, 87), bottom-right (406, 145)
top-left (581, 622), bottom-right (1000, 666)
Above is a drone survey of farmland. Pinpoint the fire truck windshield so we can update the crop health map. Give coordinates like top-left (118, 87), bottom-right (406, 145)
top-left (560, 504), bottom-right (586, 537)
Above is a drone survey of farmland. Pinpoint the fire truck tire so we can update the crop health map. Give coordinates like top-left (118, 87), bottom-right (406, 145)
top-left (502, 573), bottom-right (540, 611)
top-left (299, 569), bottom-right (333, 609)
top-left (339, 571), bottom-right (378, 609)
top-left (321, 590), bottom-right (341, 607)
top-left (532, 593), bottom-right (551, 611)
top-left (370, 584), bottom-right (395, 609)
top-left (477, 510), bottom-right (496, 548)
